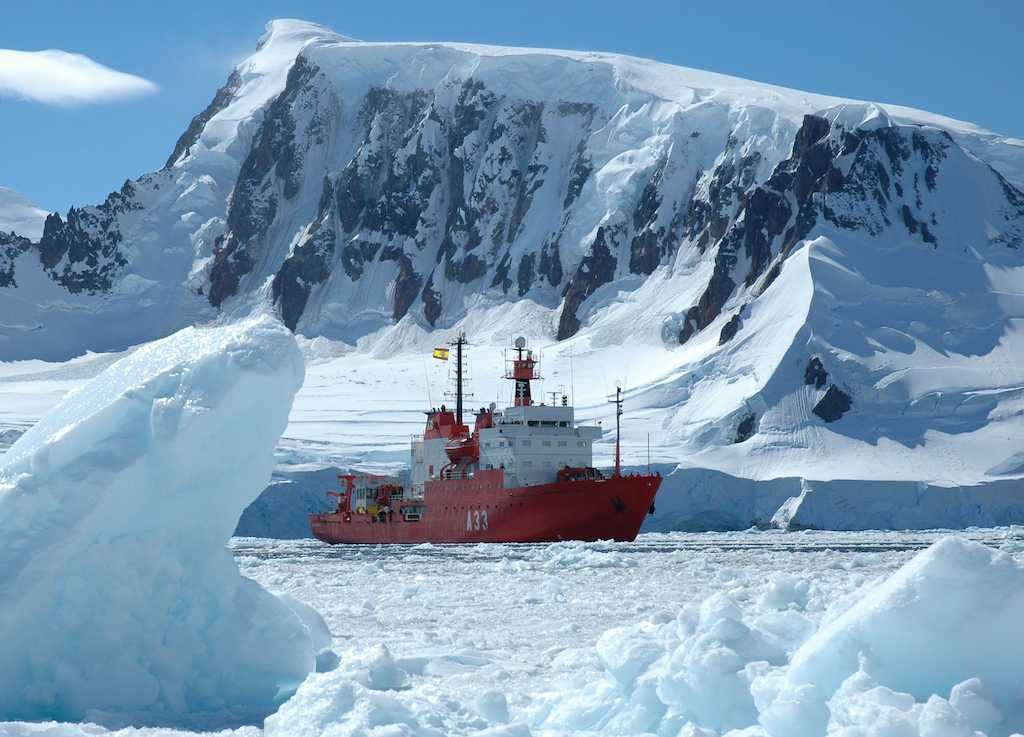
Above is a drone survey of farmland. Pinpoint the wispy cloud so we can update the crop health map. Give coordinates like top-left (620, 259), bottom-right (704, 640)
top-left (0, 48), bottom-right (158, 105)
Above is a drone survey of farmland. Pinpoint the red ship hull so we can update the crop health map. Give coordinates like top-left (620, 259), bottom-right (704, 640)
top-left (310, 472), bottom-right (661, 544)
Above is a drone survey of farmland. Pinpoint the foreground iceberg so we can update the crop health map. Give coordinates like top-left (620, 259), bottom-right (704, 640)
top-left (0, 316), bottom-right (321, 725)
top-left (536, 536), bottom-right (1024, 737)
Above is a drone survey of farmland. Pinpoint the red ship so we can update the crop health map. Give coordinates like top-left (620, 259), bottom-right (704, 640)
top-left (310, 335), bottom-right (661, 544)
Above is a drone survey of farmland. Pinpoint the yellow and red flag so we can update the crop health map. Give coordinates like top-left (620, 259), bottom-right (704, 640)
top-left (432, 347), bottom-right (449, 361)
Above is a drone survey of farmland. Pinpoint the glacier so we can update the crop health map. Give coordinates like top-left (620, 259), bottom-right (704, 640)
top-left (0, 315), bottom-right (325, 726)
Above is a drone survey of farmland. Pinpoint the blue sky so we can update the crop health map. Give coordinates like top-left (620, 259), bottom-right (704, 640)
top-left (3, 0), bottom-right (1022, 214)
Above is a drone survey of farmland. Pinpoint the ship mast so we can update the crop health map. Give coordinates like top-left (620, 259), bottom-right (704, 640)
top-left (451, 332), bottom-right (468, 425)
top-left (506, 336), bottom-right (540, 407)
top-left (608, 386), bottom-right (623, 477)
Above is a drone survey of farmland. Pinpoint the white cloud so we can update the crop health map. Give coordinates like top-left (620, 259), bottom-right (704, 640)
top-left (0, 48), bottom-right (158, 105)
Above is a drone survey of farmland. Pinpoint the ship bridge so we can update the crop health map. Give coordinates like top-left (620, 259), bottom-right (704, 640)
top-left (479, 402), bottom-right (602, 487)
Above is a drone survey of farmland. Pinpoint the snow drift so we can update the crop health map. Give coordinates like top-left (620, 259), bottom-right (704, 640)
top-left (536, 536), bottom-right (1024, 736)
top-left (0, 315), bottom-right (323, 726)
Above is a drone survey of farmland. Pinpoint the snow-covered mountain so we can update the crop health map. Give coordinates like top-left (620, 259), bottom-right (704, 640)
top-left (3, 19), bottom-right (1024, 528)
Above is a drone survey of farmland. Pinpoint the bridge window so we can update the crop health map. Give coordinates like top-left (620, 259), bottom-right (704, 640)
top-left (521, 440), bottom-right (531, 446)
top-left (557, 440), bottom-right (567, 447)
top-left (542, 440), bottom-right (551, 447)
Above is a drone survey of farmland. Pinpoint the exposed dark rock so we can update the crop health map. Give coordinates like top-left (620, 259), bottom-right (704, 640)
top-left (684, 151), bottom-right (761, 252)
top-left (208, 235), bottom-right (255, 308)
top-left (340, 239), bottom-right (381, 281)
top-left (718, 312), bottom-right (742, 345)
top-left (164, 70), bottom-right (242, 169)
top-left (734, 413), bottom-right (756, 443)
top-left (517, 253), bottom-right (535, 296)
top-left (813, 384), bottom-right (852, 422)
top-left (804, 356), bottom-right (828, 389)
top-left (35, 181), bottom-right (139, 294)
top-left (380, 246), bottom-right (422, 322)
top-left (677, 112), bottom-right (968, 345)
top-left (564, 144), bottom-right (593, 210)
top-left (538, 241), bottom-right (563, 287)
top-left (628, 157), bottom-right (667, 275)
top-left (678, 266), bottom-right (735, 344)
top-left (557, 102), bottom-right (596, 210)
top-left (0, 232), bottom-right (31, 288)
top-left (444, 253), bottom-right (488, 283)
top-left (557, 224), bottom-right (620, 339)
top-left (210, 56), bottom-right (321, 306)
top-left (421, 272), bottom-right (442, 325)
top-left (490, 252), bottom-right (512, 291)
top-left (271, 225), bottom-right (335, 331)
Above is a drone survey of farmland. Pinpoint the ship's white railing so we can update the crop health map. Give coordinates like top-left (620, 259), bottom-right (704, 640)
top-left (440, 466), bottom-right (474, 481)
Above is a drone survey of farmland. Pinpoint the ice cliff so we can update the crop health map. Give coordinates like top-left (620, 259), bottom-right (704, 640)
top-left (0, 316), bottom-right (324, 725)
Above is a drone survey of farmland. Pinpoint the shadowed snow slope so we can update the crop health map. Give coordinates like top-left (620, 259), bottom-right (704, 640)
top-left (0, 316), bottom-right (322, 726)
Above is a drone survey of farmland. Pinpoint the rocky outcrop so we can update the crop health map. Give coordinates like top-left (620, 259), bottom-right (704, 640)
top-left (813, 384), bottom-right (852, 422)
top-left (804, 357), bottom-right (828, 389)
top-left (210, 57), bottom-right (322, 307)
top-left (734, 413), bottom-right (756, 443)
top-left (557, 224), bottom-right (620, 339)
top-left (676, 109), bottom-right (1024, 346)
top-left (718, 312), bottom-right (742, 345)
top-left (0, 232), bottom-right (30, 288)
top-left (34, 182), bottom-right (139, 293)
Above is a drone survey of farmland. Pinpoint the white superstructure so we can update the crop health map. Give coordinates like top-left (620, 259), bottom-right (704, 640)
top-left (479, 404), bottom-right (602, 487)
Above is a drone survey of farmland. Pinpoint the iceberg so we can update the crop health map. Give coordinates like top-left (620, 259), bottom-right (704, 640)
top-left (0, 316), bottom-right (322, 726)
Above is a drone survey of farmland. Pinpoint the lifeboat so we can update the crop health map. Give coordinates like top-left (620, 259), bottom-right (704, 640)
top-left (444, 436), bottom-right (477, 461)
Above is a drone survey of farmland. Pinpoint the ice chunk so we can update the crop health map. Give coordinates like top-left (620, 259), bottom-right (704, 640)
top-left (787, 538), bottom-right (1024, 706)
top-left (537, 536), bottom-right (1024, 737)
top-left (0, 316), bottom-right (321, 726)
top-left (762, 537), bottom-right (1024, 736)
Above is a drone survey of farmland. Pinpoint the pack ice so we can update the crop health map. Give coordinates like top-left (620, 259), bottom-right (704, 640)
top-left (0, 316), bottom-right (325, 725)
top-left (537, 536), bottom-right (1024, 737)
